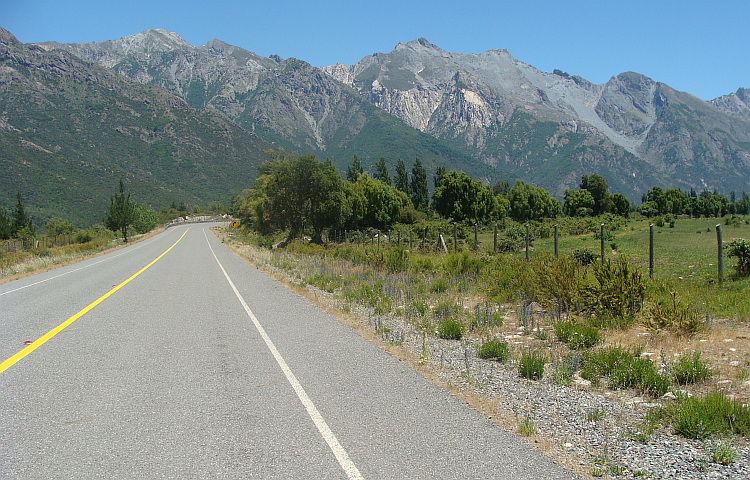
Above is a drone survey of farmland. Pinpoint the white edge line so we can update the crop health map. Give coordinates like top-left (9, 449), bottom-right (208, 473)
top-left (0, 229), bottom-right (168, 297)
top-left (203, 230), bottom-right (365, 480)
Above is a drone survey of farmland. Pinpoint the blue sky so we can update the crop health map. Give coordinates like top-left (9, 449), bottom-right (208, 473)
top-left (4, 0), bottom-right (747, 101)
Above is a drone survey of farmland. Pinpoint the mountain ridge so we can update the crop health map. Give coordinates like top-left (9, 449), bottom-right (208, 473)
top-left (9, 27), bottom-right (750, 213)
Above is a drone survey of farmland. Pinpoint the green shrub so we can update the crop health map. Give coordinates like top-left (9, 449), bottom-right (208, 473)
top-left (643, 292), bottom-right (704, 336)
top-left (532, 254), bottom-right (588, 309)
top-left (608, 357), bottom-right (671, 397)
top-left (589, 255), bottom-right (644, 319)
top-left (673, 351), bottom-right (714, 385)
top-left (443, 251), bottom-right (483, 276)
top-left (437, 318), bottom-right (464, 340)
top-left (519, 349), bottom-right (547, 380)
top-left (385, 247), bottom-right (409, 272)
top-left (553, 321), bottom-right (602, 350)
top-left (429, 277), bottom-right (449, 293)
top-left (665, 391), bottom-right (750, 439)
top-left (572, 248), bottom-right (598, 265)
top-left (476, 339), bottom-right (510, 361)
top-left (726, 238), bottom-right (750, 277)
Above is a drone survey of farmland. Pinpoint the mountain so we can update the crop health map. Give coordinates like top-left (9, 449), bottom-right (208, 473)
top-left (13, 28), bottom-right (750, 214)
top-left (40, 30), bottom-right (489, 181)
top-left (0, 27), bottom-right (274, 226)
top-left (324, 38), bottom-right (750, 198)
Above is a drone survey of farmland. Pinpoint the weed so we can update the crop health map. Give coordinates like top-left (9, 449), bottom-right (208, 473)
top-left (663, 391), bottom-right (750, 439)
top-left (589, 468), bottom-right (604, 477)
top-left (643, 292), bottom-right (704, 336)
top-left (587, 407), bottom-right (607, 422)
top-left (554, 321), bottom-right (602, 349)
top-left (706, 440), bottom-right (738, 465)
top-left (437, 318), bottom-right (464, 340)
top-left (429, 277), bottom-right (449, 293)
top-left (726, 238), bottom-right (750, 277)
top-left (519, 349), bottom-right (547, 380)
top-left (672, 351), bottom-right (714, 385)
top-left (552, 351), bottom-right (581, 385)
top-left (517, 415), bottom-right (536, 436)
top-left (476, 339), bottom-right (510, 362)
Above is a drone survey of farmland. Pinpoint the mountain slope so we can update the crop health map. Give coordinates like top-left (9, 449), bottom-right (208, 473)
top-left (325, 39), bottom-right (750, 197)
top-left (42, 30), bottom-right (490, 179)
top-left (0, 27), bottom-right (273, 226)
top-left (27, 29), bottom-right (750, 201)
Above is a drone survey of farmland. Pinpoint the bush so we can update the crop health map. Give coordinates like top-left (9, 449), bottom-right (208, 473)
top-left (572, 248), bottom-right (598, 265)
top-left (673, 351), bottom-right (714, 385)
top-left (589, 255), bottom-right (644, 319)
top-left (443, 251), bottom-right (483, 276)
top-left (664, 391), bottom-right (750, 439)
top-left (477, 339), bottom-right (510, 361)
top-left (385, 247), bottom-right (409, 272)
top-left (643, 292), bottom-right (704, 336)
top-left (608, 357), bottom-right (671, 397)
top-left (726, 238), bottom-right (750, 277)
top-left (554, 321), bottom-right (602, 350)
top-left (519, 349), bottom-right (547, 380)
top-left (437, 318), bottom-right (464, 340)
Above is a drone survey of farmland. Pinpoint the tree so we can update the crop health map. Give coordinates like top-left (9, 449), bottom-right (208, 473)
top-left (580, 174), bottom-right (612, 215)
top-left (11, 191), bottom-right (33, 238)
top-left (45, 218), bottom-right (75, 237)
top-left (432, 170), bottom-right (496, 222)
top-left (563, 189), bottom-right (595, 216)
top-left (433, 165), bottom-right (447, 190)
top-left (394, 158), bottom-right (409, 193)
top-left (611, 193), bottom-right (630, 217)
top-left (0, 208), bottom-right (11, 240)
top-left (344, 173), bottom-right (410, 230)
top-left (251, 155), bottom-right (345, 242)
top-left (132, 203), bottom-right (159, 234)
top-left (507, 181), bottom-right (561, 222)
top-left (373, 157), bottom-right (391, 186)
top-left (104, 179), bottom-right (136, 242)
top-left (410, 158), bottom-right (429, 211)
top-left (346, 155), bottom-right (363, 182)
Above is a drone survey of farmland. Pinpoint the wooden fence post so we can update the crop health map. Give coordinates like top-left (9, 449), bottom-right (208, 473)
top-left (649, 224), bottom-right (654, 279)
top-left (554, 224), bottom-right (559, 258)
top-left (717, 224), bottom-right (723, 286)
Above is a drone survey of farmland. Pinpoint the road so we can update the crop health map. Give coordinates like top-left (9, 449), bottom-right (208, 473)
top-left (1, 225), bottom-right (578, 479)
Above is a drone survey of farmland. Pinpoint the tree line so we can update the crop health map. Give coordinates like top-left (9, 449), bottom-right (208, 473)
top-left (235, 153), bottom-right (750, 242)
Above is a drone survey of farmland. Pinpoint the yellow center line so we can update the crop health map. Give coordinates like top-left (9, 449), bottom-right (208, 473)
top-left (0, 228), bottom-right (190, 375)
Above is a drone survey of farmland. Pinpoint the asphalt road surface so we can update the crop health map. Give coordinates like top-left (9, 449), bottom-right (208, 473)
top-left (1, 225), bottom-right (578, 479)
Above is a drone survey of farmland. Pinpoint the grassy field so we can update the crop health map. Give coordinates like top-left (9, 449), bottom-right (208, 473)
top-left (475, 216), bottom-right (750, 321)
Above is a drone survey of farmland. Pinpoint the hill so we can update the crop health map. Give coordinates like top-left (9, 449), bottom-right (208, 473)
top-left (0, 27), bottom-right (274, 227)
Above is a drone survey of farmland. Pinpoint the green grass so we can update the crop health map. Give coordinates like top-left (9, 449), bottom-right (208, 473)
top-left (479, 216), bottom-right (750, 320)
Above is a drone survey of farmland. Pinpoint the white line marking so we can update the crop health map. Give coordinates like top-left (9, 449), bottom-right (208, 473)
top-left (0, 234), bottom-right (162, 297)
top-left (203, 230), bottom-right (365, 480)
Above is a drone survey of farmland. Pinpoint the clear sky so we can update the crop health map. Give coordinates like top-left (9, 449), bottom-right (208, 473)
top-left (3, 0), bottom-right (747, 101)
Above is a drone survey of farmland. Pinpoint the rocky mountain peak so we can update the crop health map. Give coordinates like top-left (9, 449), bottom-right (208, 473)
top-left (0, 26), bottom-right (20, 46)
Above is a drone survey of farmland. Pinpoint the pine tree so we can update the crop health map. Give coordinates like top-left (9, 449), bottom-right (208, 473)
top-left (373, 157), bottom-right (391, 185)
top-left (346, 155), bottom-right (363, 182)
top-left (11, 191), bottom-right (33, 238)
top-left (104, 179), bottom-right (136, 242)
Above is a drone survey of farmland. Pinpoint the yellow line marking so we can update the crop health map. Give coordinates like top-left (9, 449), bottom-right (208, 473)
top-left (0, 228), bottom-right (190, 375)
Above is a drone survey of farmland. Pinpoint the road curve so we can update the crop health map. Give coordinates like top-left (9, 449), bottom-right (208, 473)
top-left (1, 225), bottom-right (579, 479)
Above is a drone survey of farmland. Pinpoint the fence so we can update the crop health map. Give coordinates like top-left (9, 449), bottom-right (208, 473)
top-left (324, 220), bottom-right (733, 285)
top-left (2, 234), bottom-right (77, 254)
